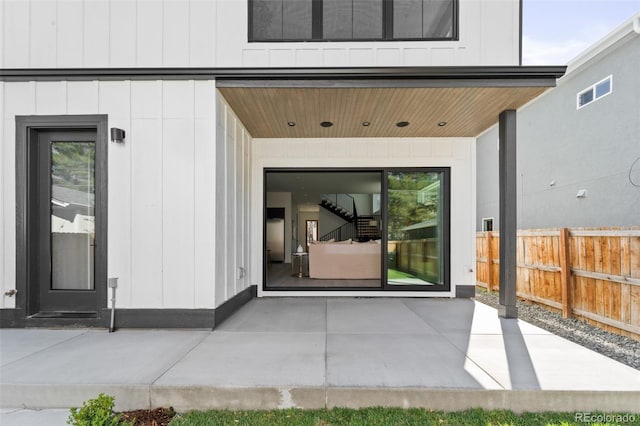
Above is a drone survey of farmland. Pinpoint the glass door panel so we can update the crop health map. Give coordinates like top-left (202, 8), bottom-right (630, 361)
top-left (387, 170), bottom-right (445, 287)
top-left (50, 141), bottom-right (96, 291)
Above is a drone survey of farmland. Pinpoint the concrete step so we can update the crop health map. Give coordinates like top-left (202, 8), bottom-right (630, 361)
top-left (3, 384), bottom-right (640, 413)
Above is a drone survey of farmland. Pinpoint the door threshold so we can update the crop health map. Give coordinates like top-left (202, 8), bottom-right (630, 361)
top-left (30, 311), bottom-right (98, 319)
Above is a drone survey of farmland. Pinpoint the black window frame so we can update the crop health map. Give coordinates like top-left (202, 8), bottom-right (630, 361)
top-left (262, 167), bottom-right (450, 293)
top-left (248, 0), bottom-right (459, 43)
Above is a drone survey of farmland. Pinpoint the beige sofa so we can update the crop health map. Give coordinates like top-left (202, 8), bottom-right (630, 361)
top-left (308, 240), bottom-right (381, 279)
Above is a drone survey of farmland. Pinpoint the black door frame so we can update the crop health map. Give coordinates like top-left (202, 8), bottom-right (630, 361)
top-left (262, 167), bottom-right (450, 292)
top-left (15, 115), bottom-right (108, 321)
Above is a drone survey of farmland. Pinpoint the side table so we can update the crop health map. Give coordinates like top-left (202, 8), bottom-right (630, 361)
top-left (291, 252), bottom-right (308, 278)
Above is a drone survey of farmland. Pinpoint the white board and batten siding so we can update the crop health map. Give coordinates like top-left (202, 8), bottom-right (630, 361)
top-left (215, 92), bottom-right (252, 307)
top-left (251, 138), bottom-right (477, 298)
top-left (0, 81), bottom-right (252, 309)
top-left (2, 0), bottom-right (520, 69)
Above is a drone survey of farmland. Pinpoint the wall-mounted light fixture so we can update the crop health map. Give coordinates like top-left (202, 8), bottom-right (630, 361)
top-left (110, 128), bottom-right (126, 144)
top-left (576, 189), bottom-right (587, 198)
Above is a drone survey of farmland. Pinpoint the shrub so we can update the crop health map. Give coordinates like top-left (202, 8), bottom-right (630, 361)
top-left (67, 393), bottom-right (130, 426)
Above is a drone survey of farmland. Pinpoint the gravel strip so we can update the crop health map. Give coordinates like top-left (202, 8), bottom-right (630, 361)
top-left (473, 288), bottom-right (640, 370)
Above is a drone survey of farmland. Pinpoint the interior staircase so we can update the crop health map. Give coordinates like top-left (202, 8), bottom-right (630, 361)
top-left (319, 194), bottom-right (355, 223)
top-left (319, 194), bottom-right (381, 242)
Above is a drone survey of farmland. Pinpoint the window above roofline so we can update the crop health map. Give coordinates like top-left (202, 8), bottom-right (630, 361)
top-left (248, 0), bottom-right (459, 43)
top-left (577, 75), bottom-right (613, 110)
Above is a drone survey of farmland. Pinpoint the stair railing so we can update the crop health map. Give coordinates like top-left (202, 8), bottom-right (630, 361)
top-left (319, 222), bottom-right (357, 242)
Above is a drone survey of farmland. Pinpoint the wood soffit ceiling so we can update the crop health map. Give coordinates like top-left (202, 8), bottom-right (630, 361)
top-left (217, 86), bottom-right (550, 138)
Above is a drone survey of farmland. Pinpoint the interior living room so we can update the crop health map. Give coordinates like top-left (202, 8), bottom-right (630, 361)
top-left (264, 169), bottom-right (448, 291)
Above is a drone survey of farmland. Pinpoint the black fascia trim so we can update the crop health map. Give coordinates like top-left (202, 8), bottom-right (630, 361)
top-left (0, 66), bottom-right (566, 82)
top-left (217, 78), bottom-right (558, 89)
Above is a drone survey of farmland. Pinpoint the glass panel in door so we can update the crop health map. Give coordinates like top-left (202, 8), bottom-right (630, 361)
top-left (387, 171), bottom-right (444, 286)
top-left (50, 142), bottom-right (96, 290)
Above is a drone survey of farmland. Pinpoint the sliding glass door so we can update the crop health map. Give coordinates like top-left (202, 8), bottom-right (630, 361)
top-left (263, 167), bottom-right (449, 292)
top-left (385, 170), bottom-right (449, 290)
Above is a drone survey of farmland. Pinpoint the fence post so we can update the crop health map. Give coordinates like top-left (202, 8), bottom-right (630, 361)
top-left (559, 228), bottom-right (572, 319)
top-left (486, 231), bottom-right (494, 292)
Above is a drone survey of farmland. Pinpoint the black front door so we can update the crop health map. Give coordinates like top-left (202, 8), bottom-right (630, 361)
top-left (27, 129), bottom-right (102, 315)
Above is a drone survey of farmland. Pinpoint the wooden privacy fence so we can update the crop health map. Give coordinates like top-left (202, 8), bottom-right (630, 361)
top-left (476, 228), bottom-right (640, 340)
top-left (390, 238), bottom-right (439, 282)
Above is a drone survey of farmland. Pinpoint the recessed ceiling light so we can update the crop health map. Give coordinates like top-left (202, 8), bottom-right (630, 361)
top-left (438, 121), bottom-right (447, 127)
top-left (362, 122), bottom-right (370, 127)
top-left (287, 121), bottom-right (296, 127)
top-left (396, 121), bottom-right (409, 128)
top-left (320, 121), bottom-right (333, 128)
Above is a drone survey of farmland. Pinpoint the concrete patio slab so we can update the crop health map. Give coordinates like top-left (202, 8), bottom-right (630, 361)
top-left (0, 329), bottom-right (87, 366)
top-left (327, 298), bottom-right (438, 334)
top-left (154, 332), bottom-right (326, 387)
top-left (1, 407), bottom-right (70, 426)
top-left (2, 298), bottom-right (639, 413)
top-left (515, 334), bottom-right (640, 391)
top-left (445, 331), bottom-right (640, 391)
top-left (326, 333), bottom-right (502, 389)
top-left (217, 298), bottom-right (326, 332)
top-left (0, 330), bottom-right (208, 384)
top-left (404, 299), bottom-right (551, 335)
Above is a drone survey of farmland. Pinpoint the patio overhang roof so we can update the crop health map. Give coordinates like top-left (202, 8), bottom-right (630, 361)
top-left (0, 66), bottom-right (566, 138)
top-left (218, 85), bottom-right (549, 138)
top-left (215, 66), bottom-right (566, 138)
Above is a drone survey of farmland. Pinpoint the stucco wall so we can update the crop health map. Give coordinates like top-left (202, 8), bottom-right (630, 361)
top-left (476, 127), bottom-right (500, 230)
top-left (1, 0), bottom-right (520, 69)
top-left (476, 35), bottom-right (640, 230)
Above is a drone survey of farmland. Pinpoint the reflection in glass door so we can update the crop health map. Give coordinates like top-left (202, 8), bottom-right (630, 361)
top-left (50, 142), bottom-right (96, 291)
top-left (31, 130), bottom-right (100, 313)
top-left (386, 170), bottom-right (447, 288)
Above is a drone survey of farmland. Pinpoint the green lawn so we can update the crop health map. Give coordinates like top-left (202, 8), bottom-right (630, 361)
top-left (387, 268), bottom-right (416, 280)
top-left (169, 407), bottom-right (640, 426)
